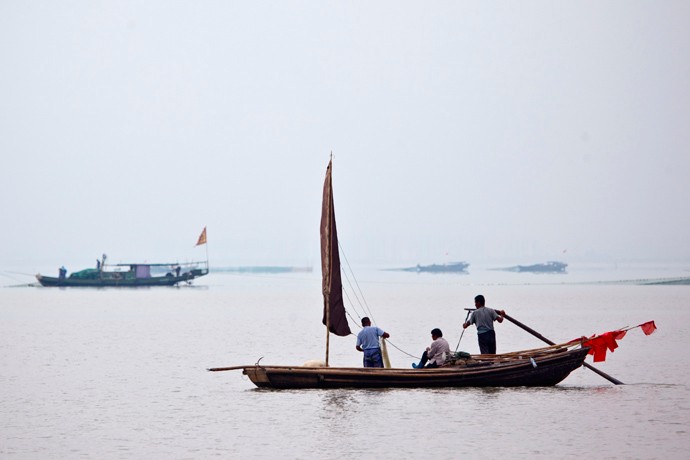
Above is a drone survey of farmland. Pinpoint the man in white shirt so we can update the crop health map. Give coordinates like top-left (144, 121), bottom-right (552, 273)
top-left (412, 328), bottom-right (451, 368)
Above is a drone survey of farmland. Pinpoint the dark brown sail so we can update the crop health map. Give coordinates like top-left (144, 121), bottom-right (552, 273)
top-left (320, 160), bottom-right (352, 337)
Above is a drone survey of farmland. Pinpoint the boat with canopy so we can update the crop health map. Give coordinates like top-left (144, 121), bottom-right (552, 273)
top-left (208, 160), bottom-right (654, 389)
top-left (36, 229), bottom-right (210, 287)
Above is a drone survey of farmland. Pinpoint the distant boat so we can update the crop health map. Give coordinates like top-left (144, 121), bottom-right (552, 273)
top-left (397, 261), bottom-right (470, 273)
top-left (36, 229), bottom-right (210, 287)
top-left (497, 261), bottom-right (568, 273)
top-left (36, 259), bottom-right (209, 287)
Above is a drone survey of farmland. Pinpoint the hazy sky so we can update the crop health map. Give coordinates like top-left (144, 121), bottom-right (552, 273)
top-left (1, 1), bottom-right (689, 270)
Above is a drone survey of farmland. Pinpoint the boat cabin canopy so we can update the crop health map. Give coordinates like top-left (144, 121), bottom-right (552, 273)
top-left (67, 261), bottom-right (208, 280)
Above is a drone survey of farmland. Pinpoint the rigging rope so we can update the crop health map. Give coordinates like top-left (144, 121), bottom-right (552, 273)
top-left (340, 268), bottom-right (367, 322)
top-left (337, 241), bottom-right (419, 360)
top-left (340, 284), bottom-right (364, 326)
top-left (338, 241), bottom-right (376, 322)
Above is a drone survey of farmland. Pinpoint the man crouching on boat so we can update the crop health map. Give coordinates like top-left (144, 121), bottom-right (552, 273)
top-left (412, 328), bottom-right (451, 368)
top-left (356, 317), bottom-right (390, 368)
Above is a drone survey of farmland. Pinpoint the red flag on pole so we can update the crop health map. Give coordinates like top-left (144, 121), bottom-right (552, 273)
top-left (640, 321), bottom-right (657, 336)
top-left (196, 227), bottom-right (207, 246)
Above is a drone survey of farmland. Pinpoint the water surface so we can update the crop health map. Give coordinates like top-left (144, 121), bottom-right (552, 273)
top-left (1, 266), bottom-right (689, 458)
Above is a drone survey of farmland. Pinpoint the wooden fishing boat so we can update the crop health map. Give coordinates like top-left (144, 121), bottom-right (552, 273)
top-left (209, 160), bottom-right (596, 389)
top-left (214, 346), bottom-right (588, 389)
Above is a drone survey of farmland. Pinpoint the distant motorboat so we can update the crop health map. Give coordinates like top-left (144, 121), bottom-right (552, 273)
top-left (396, 261), bottom-right (470, 273)
top-left (497, 261), bottom-right (568, 273)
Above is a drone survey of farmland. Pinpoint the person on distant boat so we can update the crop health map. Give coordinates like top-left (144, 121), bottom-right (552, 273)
top-left (412, 328), bottom-right (451, 368)
top-left (59, 266), bottom-right (67, 280)
top-left (355, 317), bottom-right (390, 368)
top-left (463, 295), bottom-right (505, 354)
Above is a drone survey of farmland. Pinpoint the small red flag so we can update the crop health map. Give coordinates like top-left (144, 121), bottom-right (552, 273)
top-left (196, 227), bottom-right (207, 246)
top-left (640, 321), bottom-right (657, 336)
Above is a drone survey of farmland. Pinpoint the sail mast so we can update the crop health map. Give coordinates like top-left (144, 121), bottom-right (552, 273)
top-left (323, 159), bottom-right (333, 366)
top-left (321, 157), bottom-right (352, 366)
top-left (325, 297), bottom-right (331, 367)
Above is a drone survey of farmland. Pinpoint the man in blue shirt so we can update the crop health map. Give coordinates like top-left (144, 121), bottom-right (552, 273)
top-left (356, 317), bottom-right (390, 367)
top-left (463, 295), bottom-right (505, 354)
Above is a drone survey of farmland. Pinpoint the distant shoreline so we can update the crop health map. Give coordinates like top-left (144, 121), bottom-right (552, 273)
top-left (212, 266), bottom-right (313, 274)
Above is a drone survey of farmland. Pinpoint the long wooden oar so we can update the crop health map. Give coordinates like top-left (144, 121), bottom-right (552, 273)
top-left (207, 365), bottom-right (248, 372)
top-left (501, 312), bottom-right (624, 385)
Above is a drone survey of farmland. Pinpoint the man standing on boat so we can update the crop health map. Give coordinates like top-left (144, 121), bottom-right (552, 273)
top-left (356, 317), bottom-right (390, 368)
top-left (463, 295), bottom-right (505, 354)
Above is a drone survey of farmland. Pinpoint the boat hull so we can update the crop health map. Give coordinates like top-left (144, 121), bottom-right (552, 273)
top-left (35, 271), bottom-right (204, 287)
top-left (240, 348), bottom-right (589, 389)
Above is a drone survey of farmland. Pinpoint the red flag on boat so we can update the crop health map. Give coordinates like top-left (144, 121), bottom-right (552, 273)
top-left (640, 321), bottom-right (657, 336)
top-left (196, 227), bottom-right (207, 246)
top-left (583, 330), bottom-right (624, 362)
top-left (579, 321), bottom-right (656, 362)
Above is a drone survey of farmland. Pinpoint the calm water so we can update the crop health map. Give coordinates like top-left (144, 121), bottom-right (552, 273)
top-left (1, 265), bottom-right (689, 459)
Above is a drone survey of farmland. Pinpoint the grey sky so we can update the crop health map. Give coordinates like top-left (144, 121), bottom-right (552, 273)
top-left (1, 1), bottom-right (689, 270)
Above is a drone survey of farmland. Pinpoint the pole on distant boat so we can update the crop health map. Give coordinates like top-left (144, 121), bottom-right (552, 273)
top-left (196, 227), bottom-right (209, 274)
top-left (204, 231), bottom-right (209, 274)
